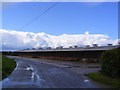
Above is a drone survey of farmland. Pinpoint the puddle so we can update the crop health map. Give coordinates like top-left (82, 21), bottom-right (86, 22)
top-left (2, 78), bottom-right (10, 88)
top-left (84, 79), bottom-right (90, 83)
top-left (26, 66), bottom-right (33, 71)
top-left (55, 65), bottom-right (72, 68)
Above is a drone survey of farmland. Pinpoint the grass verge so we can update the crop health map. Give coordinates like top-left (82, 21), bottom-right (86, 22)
top-left (85, 72), bottom-right (120, 88)
top-left (0, 54), bottom-right (2, 81)
top-left (1, 56), bottom-right (16, 80)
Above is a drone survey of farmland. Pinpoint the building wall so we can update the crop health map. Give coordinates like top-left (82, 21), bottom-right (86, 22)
top-left (7, 50), bottom-right (103, 58)
top-left (2, 50), bottom-right (104, 62)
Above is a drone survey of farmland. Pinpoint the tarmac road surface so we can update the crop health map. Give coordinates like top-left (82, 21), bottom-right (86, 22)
top-left (2, 56), bottom-right (108, 88)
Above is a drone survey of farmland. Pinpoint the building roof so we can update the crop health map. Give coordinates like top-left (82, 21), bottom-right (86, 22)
top-left (16, 45), bottom-right (119, 52)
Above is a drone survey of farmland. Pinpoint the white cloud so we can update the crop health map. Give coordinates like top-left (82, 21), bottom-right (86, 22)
top-left (2, 0), bottom-right (120, 2)
top-left (0, 29), bottom-right (119, 50)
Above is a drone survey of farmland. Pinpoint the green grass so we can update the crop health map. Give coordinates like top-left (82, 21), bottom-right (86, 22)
top-left (85, 72), bottom-right (120, 88)
top-left (1, 55), bottom-right (16, 80)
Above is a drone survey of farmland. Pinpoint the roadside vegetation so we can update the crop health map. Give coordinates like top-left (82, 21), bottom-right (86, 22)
top-left (101, 47), bottom-right (120, 79)
top-left (85, 72), bottom-right (120, 88)
top-left (85, 47), bottom-right (120, 88)
top-left (2, 55), bottom-right (16, 80)
top-left (0, 54), bottom-right (2, 80)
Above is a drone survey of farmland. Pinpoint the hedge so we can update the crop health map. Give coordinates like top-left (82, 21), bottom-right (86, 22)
top-left (101, 47), bottom-right (120, 79)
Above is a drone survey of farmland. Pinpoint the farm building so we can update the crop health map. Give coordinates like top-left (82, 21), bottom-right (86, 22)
top-left (2, 45), bottom-right (119, 62)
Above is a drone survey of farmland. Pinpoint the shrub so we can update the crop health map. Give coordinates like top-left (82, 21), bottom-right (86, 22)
top-left (101, 47), bottom-right (120, 79)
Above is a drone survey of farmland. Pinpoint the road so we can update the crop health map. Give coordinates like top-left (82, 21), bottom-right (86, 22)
top-left (2, 56), bottom-right (108, 88)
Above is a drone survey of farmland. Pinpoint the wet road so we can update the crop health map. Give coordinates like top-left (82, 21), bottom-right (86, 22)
top-left (2, 56), bottom-right (107, 88)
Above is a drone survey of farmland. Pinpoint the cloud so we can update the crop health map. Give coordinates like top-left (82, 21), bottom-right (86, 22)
top-left (1, 29), bottom-right (118, 50)
top-left (2, 0), bottom-right (120, 2)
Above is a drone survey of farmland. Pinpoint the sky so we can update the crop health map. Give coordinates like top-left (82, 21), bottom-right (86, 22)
top-left (2, 2), bottom-right (118, 39)
top-left (2, 0), bottom-right (120, 2)
top-left (1, 29), bottom-right (118, 50)
top-left (1, 2), bottom-right (119, 50)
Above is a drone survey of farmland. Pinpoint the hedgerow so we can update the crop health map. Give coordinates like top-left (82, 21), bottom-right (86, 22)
top-left (101, 47), bottom-right (120, 79)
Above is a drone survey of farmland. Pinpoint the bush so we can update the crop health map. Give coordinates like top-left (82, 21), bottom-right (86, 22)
top-left (101, 47), bottom-right (120, 79)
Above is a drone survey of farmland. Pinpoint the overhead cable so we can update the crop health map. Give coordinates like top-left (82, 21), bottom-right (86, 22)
top-left (19, 2), bottom-right (58, 30)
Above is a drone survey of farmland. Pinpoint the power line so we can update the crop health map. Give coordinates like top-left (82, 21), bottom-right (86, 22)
top-left (19, 2), bottom-right (58, 30)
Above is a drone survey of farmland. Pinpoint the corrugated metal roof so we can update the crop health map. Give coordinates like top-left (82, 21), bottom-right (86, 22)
top-left (16, 45), bottom-right (119, 52)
